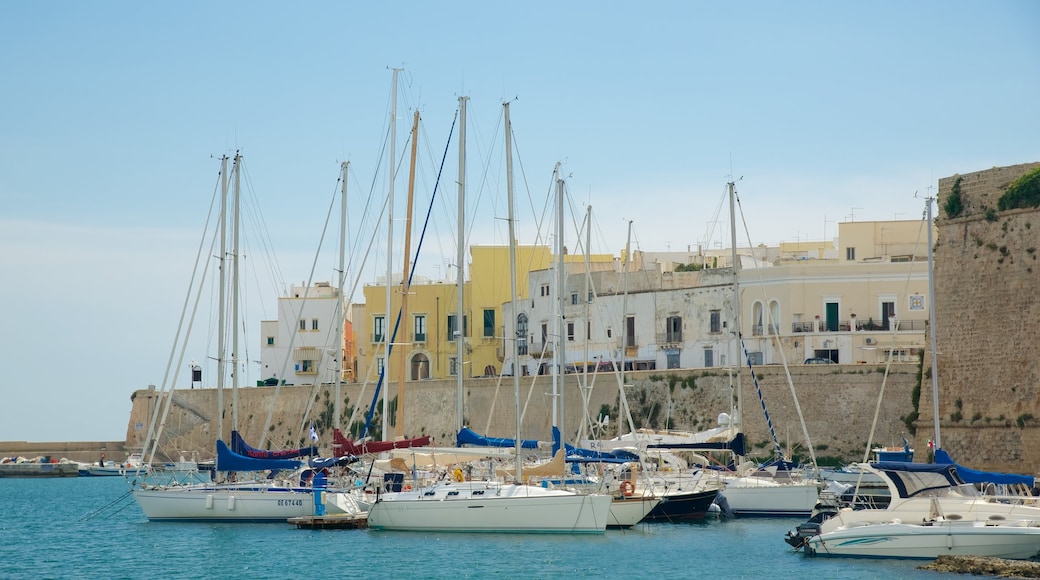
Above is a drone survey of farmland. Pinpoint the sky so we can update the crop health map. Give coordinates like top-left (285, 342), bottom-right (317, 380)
top-left (2, 1), bottom-right (1038, 443)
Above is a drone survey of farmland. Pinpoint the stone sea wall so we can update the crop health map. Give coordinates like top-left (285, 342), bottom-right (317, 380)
top-left (125, 364), bottom-right (918, 464)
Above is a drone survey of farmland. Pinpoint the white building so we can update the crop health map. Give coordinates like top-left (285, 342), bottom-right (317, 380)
top-left (259, 282), bottom-right (346, 386)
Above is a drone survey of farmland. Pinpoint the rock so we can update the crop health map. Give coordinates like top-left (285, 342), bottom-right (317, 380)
top-left (919, 555), bottom-right (1040, 578)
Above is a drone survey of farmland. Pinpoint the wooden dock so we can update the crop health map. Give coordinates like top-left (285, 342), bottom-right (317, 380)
top-left (288, 512), bottom-right (368, 530)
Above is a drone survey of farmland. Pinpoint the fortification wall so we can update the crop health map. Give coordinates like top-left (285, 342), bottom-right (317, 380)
top-left (915, 162), bottom-right (1040, 472)
top-left (124, 364), bottom-right (917, 464)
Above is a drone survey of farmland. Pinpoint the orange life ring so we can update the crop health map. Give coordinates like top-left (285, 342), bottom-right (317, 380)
top-left (620, 480), bottom-right (635, 497)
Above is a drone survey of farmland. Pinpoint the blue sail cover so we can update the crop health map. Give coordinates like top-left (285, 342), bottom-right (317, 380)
top-left (230, 430), bottom-right (318, 459)
top-left (934, 449), bottom-right (1035, 487)
top-left (456, 427), bottom-right (540, 449)
top-left (216, 439), bottom-right (301, 472)
top-left (564, 444), bottom-right (641, 464)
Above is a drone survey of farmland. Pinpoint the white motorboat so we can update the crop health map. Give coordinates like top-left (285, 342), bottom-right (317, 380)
top-left (806, 518), bottom-right (1040, 560)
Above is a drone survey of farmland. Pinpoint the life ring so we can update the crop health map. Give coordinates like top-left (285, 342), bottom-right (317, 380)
top-left (620, 480), bottom-right (635, 497)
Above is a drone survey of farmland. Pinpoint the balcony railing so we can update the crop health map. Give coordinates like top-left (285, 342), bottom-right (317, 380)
top-left (791, 319), bottom-right (927, 333)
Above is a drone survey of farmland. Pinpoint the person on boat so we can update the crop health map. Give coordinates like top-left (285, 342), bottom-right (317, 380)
top-left (99, 453), bottom-right (105, 467)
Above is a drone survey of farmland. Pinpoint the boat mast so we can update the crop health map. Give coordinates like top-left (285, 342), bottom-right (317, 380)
top-left (335, 161), bottom-right (349, 432)
top-left (231, 152), bottom-right (241, 432)
top-left (217, 154), bottom-right (228, 442)
top-left (456, 95), bottom-right (468, 433)
top-left (618, 220), bottom-right (635, 438)
top-left (383, 67), bottom-right (401, 441)
top-left (395, 109), bottom-right (420, 438)
top-left (504, 101), bottom-right (522, 483)
top-left (553, 163), bottom-right (564, 445)
top-left (728, 180), bottom-right (743, 451)
top-left (581, 204), bottom-right (592, 440)
top-left (926, 196), bottom-right (941, 452)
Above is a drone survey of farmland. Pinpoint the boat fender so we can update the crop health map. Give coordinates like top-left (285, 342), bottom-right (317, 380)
top-left (620, 481), bottom-right (635, 497)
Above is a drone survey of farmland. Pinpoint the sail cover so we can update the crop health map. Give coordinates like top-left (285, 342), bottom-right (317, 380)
top-left (934, 449), bottom-right (1035, 487)
top-left (216, 439), bottom-right (301, 472)
top-left (456, 427), bottom-right (541, 449)
top-left (230, 430), bottom-right (317, 459)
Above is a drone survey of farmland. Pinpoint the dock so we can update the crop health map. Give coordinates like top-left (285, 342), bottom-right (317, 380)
top-left (288, 512), bottom-right (369, 530)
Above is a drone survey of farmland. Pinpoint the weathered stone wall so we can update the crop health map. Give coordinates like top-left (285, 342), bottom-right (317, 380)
top-left (916, 162), bottom-right (1040, 473)
top-left (124, 364), bottom-right (917, 464)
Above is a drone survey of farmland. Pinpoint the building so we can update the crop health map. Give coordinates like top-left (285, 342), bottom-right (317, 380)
top-left (259, 281), bottom-right (348, 386)
top-left (502, 218), bottom-right (933, 376)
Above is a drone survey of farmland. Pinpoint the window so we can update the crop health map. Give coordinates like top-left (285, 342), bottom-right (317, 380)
top-left (448, 356), bottom-right (458, 376)
top-left (311, 318), bottom-right (319, 331)
top-left (666, 350), bottom-right (680, 369)
top-left (376, 357), bottom-right (385, 376)
top-left (266, 336), bottom-right (275, 346)
top-left (571, 293), bottom-right (578, 305)
top-left (666, 316), bottom-right (682, 343)
top-left (607, 328), bottom-right (613, 339)
top-left (517, 313), bottom-right (529, 355)
top-left (846, 247), bottom-right (856, 261)
top-left (414, 314), bottom-right (426, 342)
top-left (447, 314), bottom-right (468, 341)
top-left (540, 284), bottom-right (549, 296)
top-left (587, 321), bottom-right (591, 340)
top-left (710, 310), bottom-right (721, 334)
top-left (625, 316), bottom-right (636, 347)
top-left (541, 323), bottom-right (548, 346)
top-left (299, 319), bottom-right (306, 331)
top-left (588, 291), bottom-right (593, 302)
top-left (483, 309), bottom-right (495, 338)
top-left (704, 349), bottom-right (714, 368)
top-left (299, 359), bottom-right (314, 373)
top-left (567, 322), bottom-right (575, 342)
top-left (373, 316), bottom-right (385, 343)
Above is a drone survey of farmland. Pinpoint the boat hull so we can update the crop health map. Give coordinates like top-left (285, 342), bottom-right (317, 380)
top-left (643, 488), bottom-right (719, 522)
top-left (720, 477), bottom-right (819, 517)
top-left (132, 485), bottom-right (327, 522)
top-left (608, 496), bottom-right (661, 528)
top-left (806, 521), bottom-right (1040, 560)
top-left (367, 482), bottom-right (612, 533)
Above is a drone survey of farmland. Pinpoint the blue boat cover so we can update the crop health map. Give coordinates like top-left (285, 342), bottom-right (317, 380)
top-left (216, 439), bottom-right (301, 472)
top-left (230, 430), bottom-right (318, 459)
top-left (933, 449), bottom-right (1035, 487)
top-left (456, 427), bottom-right (539, 449)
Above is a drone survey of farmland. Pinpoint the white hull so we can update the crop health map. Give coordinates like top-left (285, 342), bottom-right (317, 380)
top-left (719, 476), bottom-right (819, 517)
top-left (807, 520), bottom-right (1040, 559)
top-left (608, 496), bottom-right (661, 528)
top-left (133, 484), bottom-right (357, 522)
top-left (367, 481), bottom-right (612, 533)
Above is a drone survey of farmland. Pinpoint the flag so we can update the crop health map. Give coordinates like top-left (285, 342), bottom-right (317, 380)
top-left (310, 425), bottom-right (319, 443)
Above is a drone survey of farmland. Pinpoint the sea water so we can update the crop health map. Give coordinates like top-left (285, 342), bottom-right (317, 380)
top-left (0, 477), bottom-right (950, 579)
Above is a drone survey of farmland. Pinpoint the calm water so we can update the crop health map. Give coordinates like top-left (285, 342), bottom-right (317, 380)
top-left (0, 477), bottom-right (953, 579)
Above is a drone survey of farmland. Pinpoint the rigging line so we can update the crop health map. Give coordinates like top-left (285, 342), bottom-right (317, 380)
top-left (361, 111), bottom-right (458, 439)
top-left (740, 336), bottom-right (783, 458)
top-left (734, 187), bottom-right (818, 469)
top-left (260, 167), bottom-right (345, 447)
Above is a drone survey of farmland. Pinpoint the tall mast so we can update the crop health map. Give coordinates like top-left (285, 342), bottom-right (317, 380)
top-left (553, 163), bottom-right (564, 443)
top-left (231, 152), bottom-right (241, 432)
top-left (728, 180), bottom-right (743, 447)
top-left (504, 101), bottom-right (521, 483)
top-left (926, 197), bottom-right (941, 452)
top-left (456, 96), bottom-right (468, 433)
top-left (383, 67), bottom-right (401, 441)
top-left (618, 220), bottom-right (635, 438)
top-left (395, 109), bottom-right (420, 438)
top-left (335, 161), bottom-right (349, 431)
top-left (217, 154), bottom-right (228, 442)
top-left (580, 204), bottom-right (592, 440)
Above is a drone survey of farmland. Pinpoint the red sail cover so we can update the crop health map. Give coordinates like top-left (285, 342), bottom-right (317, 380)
top-left (332, 429), bottom-right (432, 456)
top-left (230, 430), bottom-right (318, 459)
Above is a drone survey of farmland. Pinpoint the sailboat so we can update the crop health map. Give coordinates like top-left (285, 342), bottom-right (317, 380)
top-left (131, 154), bottom-right (362, 522)
top-left (367, 100), bottom-right (611, 533)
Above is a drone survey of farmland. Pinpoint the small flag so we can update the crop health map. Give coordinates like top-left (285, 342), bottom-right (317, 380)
top-left (310, 425), bottom-right (319, 443)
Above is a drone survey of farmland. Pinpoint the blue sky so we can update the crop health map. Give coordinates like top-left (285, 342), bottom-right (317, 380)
top-left (2, 1), bottom-right (1038, 443)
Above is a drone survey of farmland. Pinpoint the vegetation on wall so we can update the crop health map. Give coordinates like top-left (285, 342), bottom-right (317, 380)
top-left (998, 166), bottom-right (1040, 211)
top-left (944, 176), bottom-right (964, 218)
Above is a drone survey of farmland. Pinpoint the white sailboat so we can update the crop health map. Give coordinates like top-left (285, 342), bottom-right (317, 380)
top-left (132, 154), bottom-right (362, 522)
top-left (367, 100), bottom-right (611, 533)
